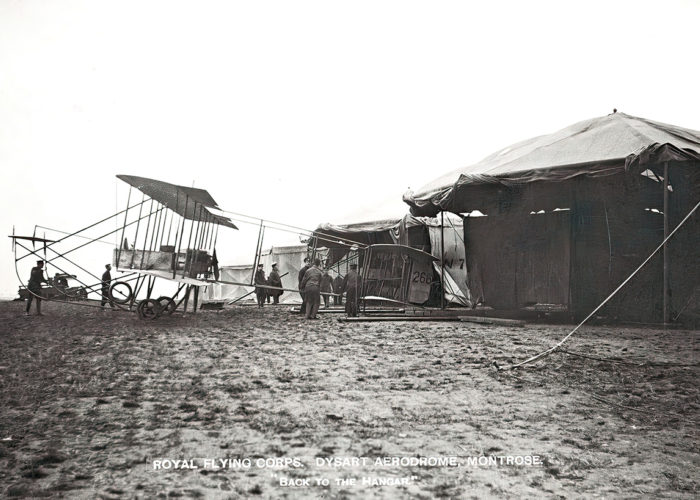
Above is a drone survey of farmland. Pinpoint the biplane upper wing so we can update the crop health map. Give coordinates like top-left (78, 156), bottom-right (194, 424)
top-left (117, 175), bottom-right (237, 229)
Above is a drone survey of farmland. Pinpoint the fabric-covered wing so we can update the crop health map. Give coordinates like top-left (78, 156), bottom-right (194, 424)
top-left (117, 175), bottom-right (237, 229)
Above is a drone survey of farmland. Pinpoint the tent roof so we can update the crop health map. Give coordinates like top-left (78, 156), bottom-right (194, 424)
top-left (313, 215), bottom-right (431, 248)
top-left (404, 112), bottom-right (700, 215)
top-left (117, 175), bottom-right (237, 229)
top-left (316, 219), bottom-right (402, 235)
top-left (262, 244), bottom-right (309, 255)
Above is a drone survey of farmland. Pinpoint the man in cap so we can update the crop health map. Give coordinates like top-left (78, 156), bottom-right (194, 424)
top-left (298, 256), bottom-right (310, 313)
top-left (300, 258), bottom-right (323, 319)
top-left (26, 260), bottom-right (47, 316)
top-left (342, 263), bottom-right (362, 317)
top-left (101, 264), bottom-right (114, 309)
top-left (332, 273), bottom-right (344, 306)
top-left (267, 262), bottom-right (283, 304)
top-left (320, 268), bottom-right (333, 309)
top-left (254, 263), bottom-right (267, 308)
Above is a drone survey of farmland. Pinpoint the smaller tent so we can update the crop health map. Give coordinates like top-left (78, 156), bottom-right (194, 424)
top-left (312, 214), bottom-right (473, 306)
top-left (204, 245), bottom-right (314, 304)
top-left (257, 245), bottom-right (313, 304)
top-left (205, 264), bottom-right (255, 303)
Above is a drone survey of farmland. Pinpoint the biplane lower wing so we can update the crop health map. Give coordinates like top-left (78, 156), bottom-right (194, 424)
top-left (129, 268), bottom-right (210, 287)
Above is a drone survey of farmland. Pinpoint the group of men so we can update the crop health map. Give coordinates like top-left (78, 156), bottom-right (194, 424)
top-left (24, 260), bottom-right (114, 315)
top-left (253, 262), bottom-right (283, 307)
top-left (25, 256), bottom-right (362, 319)
top-left (297, 257), bottom-right (362, 319)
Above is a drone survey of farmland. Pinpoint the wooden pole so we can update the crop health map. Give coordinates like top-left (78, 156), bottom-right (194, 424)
top-left (663, 162), bottom-right (669, 324)
top-left (251, 220), bottom-right (264, 285)
top-left (440, 211), bottom-right (445, 309)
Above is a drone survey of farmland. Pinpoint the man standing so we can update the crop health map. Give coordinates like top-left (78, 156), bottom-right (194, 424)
top-left (267, 262), bottom-right (283, 304)
top-left (320, 268), bottom-right (333, 309)
top-left (254, 263), bottom-right (267, 308)
top-left (332, 273), bottom-right (344, 306)
top-left (26, 260), bottom-right (47, 316)
top-left (101, 264), bottom-right (114, 309)
top-left (342, 263), bottom-right (362, 317)
top-left (300, 258), bottom-right (323, 319)
top-left (298, 256), bottom-right (310, 313)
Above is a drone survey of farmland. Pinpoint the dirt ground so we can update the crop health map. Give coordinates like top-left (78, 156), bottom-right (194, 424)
top-left (0, 300), bottom-right (698, 499)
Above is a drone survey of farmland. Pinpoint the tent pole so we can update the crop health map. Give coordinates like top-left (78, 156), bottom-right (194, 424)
top-left (663, 161), bottom-right (669, 324)
top-left (251, 220), bottom-right (263, 285)
top-left (441, 211), bottom-right (445, 309)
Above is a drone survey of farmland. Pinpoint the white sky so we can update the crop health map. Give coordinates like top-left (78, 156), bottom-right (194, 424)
top-left (1, 0), bottom-right (699, 298)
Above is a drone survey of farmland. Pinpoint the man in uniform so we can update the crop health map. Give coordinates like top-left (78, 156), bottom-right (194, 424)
top-left (320, 268), bottom-right (333, 309)
top-left (26, 260), bottom-right (47, 316)
top-left (254, 263), bottom-right (267, 308)
top-left (300, 258), bottom-right (323, 319)
top-left (332, 273), bottom-right (344, 305)
top-left (267, 262), bottom-right (283, 304)
top-left (342, 263), bottom-right (362, 317)
top-left (101, 264), bottom-right (114, 309)
top-left (298, 256), bottom-right (310, 313)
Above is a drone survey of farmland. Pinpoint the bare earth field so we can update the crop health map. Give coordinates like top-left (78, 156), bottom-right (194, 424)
top-left (0, 300), bottom-right (698, 499)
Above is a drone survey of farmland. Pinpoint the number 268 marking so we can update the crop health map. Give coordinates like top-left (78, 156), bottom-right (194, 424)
top-left (412, 271), bottom-right (428, 283)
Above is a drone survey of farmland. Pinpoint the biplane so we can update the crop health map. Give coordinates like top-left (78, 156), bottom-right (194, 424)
top-left (10, 175), bottom-right (441, 319)
top-left (10, 175), bottom-right (239, 319)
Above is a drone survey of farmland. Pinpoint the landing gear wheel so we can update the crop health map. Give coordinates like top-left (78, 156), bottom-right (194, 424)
top-left (156, 296), bottom-right (177, 315)
top-left (137, 299), bottom-right (161, 320)
top-left (110, 282), bottom-right (133, 305)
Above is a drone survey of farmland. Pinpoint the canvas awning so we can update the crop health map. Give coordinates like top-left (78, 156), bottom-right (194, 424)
top-left (313, 215), bottom-right (429, 248)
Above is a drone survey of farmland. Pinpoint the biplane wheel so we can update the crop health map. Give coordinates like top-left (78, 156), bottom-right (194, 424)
top-left (110, 282), bottom-right (133, 305)
top-left (156, 296), bottom-right (177, 315)
top-left (137, 299), bottom-right (161, 320)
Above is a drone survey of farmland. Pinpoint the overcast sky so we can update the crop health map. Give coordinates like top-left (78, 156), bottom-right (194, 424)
top-left (1, 0), bottom-right (699, 298)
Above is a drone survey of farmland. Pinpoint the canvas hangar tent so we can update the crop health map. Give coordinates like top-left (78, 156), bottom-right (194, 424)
top-left (404, 111), bottom-right (700, 322)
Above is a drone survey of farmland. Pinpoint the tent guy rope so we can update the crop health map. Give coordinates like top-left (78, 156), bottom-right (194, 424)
top-left (505, 198), bottom-right (700, 370)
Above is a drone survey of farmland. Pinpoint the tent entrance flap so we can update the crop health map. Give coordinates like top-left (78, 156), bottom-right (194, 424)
top-left (464, 211), bottom-right (571, 309)
top-left (427, 224), bottom-right (472, 306)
